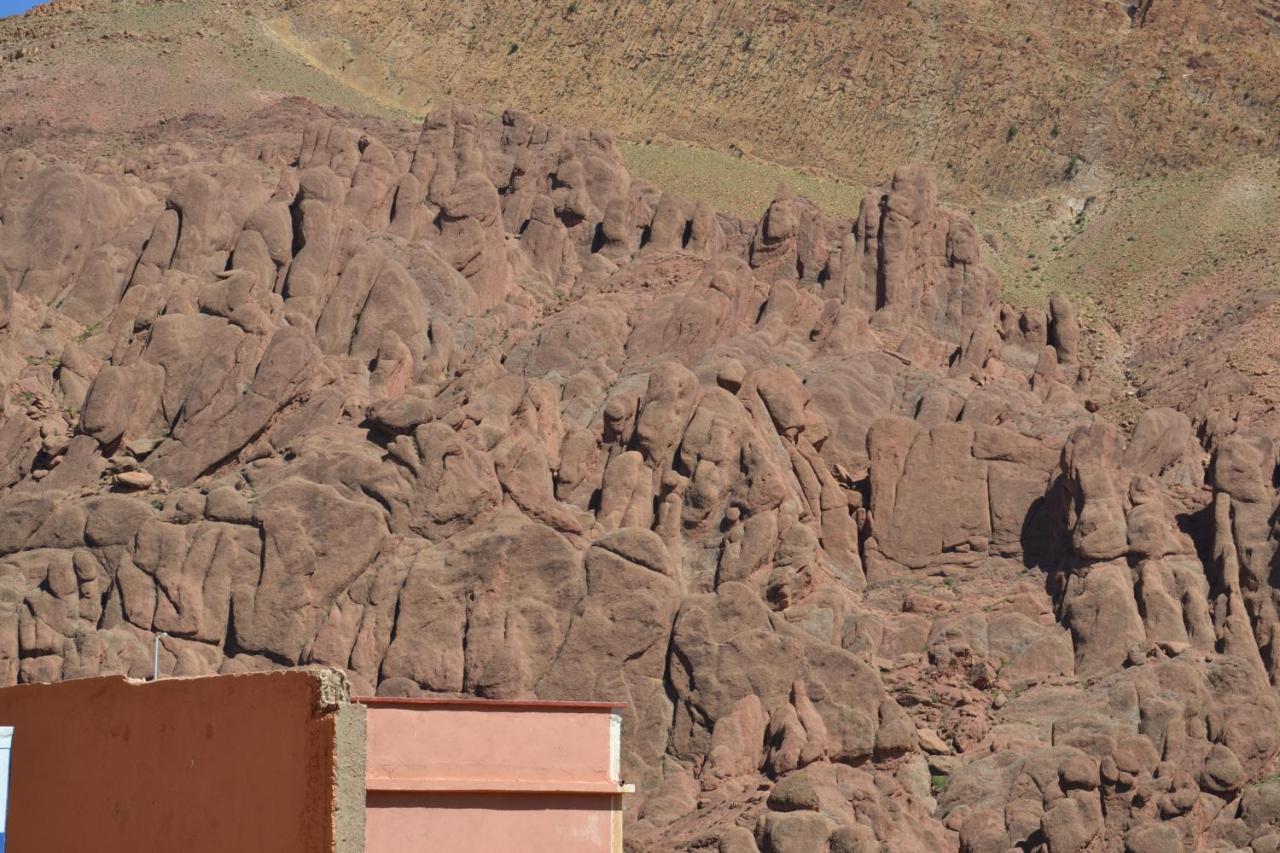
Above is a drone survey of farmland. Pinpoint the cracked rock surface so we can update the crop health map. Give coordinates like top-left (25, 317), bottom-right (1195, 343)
top-left (2, 101), bottom-right (1279, 851)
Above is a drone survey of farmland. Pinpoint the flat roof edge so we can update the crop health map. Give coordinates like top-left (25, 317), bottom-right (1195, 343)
top-left (356, 696), bottom-right (627, 712)
top-left (365, 778), bottom-right (635, 795)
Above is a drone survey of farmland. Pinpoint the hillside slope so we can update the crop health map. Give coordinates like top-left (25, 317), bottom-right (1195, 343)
top-left (278, 0), bottom-right (1280, 199)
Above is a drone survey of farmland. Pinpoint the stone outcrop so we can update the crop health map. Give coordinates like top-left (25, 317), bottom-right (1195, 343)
top-left (1, 101), bottom-right (1278, 851)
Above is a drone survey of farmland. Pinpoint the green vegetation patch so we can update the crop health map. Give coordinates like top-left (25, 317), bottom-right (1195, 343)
top-left (976, 157), bottom-right (1280, 327)
top-left (620, 141), bottom-right (866, 221)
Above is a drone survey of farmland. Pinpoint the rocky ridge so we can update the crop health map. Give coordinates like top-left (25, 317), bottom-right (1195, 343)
top-left (0, 100), bottom-right (1278, 851)
top-left (279, 0), bottom-right (1280, 198)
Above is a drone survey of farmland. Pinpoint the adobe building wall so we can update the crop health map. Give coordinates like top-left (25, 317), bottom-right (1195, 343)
top-left (362, 698), bottom-right (629, 853)
top-left (367, 791), bottom-right (620, 852)
top-left (0, 668), bottom-right (366, 853)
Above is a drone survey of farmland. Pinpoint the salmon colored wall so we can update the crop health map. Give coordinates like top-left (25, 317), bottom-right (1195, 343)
top-left (364, 704), bottom-right (614, 785)
top-left (366, 792), bottom-right (619, 853)
top-left (362, 699), bottom-right (627, 853)
top-left (0, 672), bottom-right (340, 853)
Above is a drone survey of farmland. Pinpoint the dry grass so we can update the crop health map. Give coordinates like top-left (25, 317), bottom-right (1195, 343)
top-left (976, 158), bottom-right (1280, 326)
top-left (619, 141), bottom-right (866, 221)
top-left (0, 0), bottom-right (412, 127)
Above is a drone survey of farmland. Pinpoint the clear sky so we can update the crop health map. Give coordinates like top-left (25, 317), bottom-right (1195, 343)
top-left (0, 1), bottom-right (42, 19)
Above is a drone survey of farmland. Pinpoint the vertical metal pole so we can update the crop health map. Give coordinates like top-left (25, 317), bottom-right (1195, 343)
top-left (153, 633), bottom-right (169, 681)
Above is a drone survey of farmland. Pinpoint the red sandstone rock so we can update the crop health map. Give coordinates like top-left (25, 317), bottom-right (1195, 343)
top-left (1, 99), bottom-right (1278, 851)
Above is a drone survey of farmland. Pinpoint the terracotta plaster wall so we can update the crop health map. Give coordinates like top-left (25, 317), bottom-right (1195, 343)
top-left (0, 670), bottom-right (352, 853)
top-left (366, 791), bottom-right (620, 853)
top-left (362, 699), bottom-right (626, 853)
top-left (364, 703), bottom-right (615, 784)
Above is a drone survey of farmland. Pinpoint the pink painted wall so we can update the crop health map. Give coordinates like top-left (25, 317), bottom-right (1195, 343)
top-left (367, 792), bottom-right (620, 853)
top-left (362, 698), bottom-right (627, 853)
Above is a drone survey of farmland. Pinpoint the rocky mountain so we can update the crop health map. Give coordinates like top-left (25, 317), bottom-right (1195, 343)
top-left (277, 0), bottom-right (1280, 199)
top-left (2, 2), bottom-right (1280, 852)
top-left (9, 0), bottom-right (1280, 199)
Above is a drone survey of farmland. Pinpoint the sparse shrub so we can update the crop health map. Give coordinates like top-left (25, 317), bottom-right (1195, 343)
top-left (1006, 124), bottom-right (1019, 143)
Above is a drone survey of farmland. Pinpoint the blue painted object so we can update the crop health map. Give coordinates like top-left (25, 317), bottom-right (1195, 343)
top-left (0, 727), bottom-right (10, 851)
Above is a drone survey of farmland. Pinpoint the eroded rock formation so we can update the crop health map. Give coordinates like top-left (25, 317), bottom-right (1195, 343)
top-left (1, 100), bottom-right (1278, 851)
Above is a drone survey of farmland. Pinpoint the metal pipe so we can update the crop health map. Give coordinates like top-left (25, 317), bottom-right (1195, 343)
top-left (153, 633), bottom-right (169, 681)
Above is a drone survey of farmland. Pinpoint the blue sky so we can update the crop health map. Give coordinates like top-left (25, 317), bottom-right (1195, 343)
top-left (0, 1), bottom-right (42, 19)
